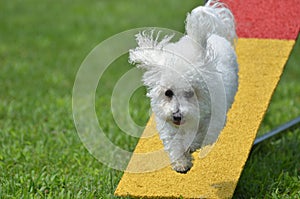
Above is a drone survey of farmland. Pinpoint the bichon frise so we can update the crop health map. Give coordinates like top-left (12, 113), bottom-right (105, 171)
top-left (129, 0), bottom-right (238, 173)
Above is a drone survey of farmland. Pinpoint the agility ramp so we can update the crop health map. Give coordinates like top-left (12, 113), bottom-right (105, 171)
top-left (115, 0), bottom-right (300, 198)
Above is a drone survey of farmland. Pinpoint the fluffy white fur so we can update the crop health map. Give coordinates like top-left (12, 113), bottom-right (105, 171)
top-left (129, 0), bottom-right (238, 173)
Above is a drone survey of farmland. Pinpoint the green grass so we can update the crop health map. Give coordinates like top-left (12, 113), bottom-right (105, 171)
top-left (0, 0), bottom-right (299, 198)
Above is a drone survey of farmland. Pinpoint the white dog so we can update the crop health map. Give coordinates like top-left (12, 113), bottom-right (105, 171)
top-left (129, 0), bottom-right (238, 173)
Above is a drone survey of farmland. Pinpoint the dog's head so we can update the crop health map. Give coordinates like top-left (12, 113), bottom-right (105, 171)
top-left (144, 67), bottom-right (202, 126)
top-left (129, 31), bottom-right (212, 127)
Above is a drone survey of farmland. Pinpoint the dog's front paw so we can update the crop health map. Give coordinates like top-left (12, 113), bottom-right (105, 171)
top-left (189, 145), bottom-right (200, 153)
top-left (172, 156), bottom-right (192, 174)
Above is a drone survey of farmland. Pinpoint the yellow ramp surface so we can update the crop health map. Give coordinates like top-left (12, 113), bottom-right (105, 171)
top-left (115, 38), bottom-right (295, 198)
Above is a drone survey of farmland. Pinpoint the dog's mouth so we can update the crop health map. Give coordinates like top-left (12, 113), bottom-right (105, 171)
top-left (172, 119), bottom-right (185, 126)
top-left (173, 121), bottom-right (184, 126)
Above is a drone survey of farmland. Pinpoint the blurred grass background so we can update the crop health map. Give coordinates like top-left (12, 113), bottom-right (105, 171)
top-left (0, 0), bottom-right (299, 198)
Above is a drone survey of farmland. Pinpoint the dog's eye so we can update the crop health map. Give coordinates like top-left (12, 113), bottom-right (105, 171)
top-left (165, 89), bottom-right (174, 98)
top-left (185, 91), bottom-right (194, 98)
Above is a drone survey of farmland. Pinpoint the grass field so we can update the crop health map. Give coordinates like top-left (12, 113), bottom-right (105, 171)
top-left (0, 0), bottom-right (299, 198)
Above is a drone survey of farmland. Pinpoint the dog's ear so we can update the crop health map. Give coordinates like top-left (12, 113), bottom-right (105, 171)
top-left (129, 48), bottom-right (160, 70)
top-left (129, 31), bottom-right (173, 71)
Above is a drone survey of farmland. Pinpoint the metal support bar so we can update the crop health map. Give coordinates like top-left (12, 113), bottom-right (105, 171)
top-left (253, 116), bottom-right (300, 146)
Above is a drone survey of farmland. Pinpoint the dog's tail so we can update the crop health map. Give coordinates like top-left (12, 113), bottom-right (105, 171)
top-left (185, 0), bottom-right (236, 48)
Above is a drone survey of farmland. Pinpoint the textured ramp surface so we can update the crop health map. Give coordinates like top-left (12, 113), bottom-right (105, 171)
top-left (225, 0), bottom-right (300, 39)
top-left (115, 38), bottom-right (295, 198)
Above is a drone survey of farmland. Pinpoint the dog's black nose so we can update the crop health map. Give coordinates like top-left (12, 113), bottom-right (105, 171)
top-left (173, 116), bottom-right (181, 122)
top-left (173, 115), bottom-right (182, 122)
top-left (172, 112), bottom-right (183, 125)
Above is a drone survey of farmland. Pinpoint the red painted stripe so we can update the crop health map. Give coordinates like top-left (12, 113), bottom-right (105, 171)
top-left (223, 0), bottom-right (300, 39)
